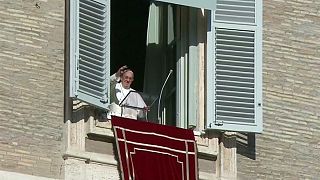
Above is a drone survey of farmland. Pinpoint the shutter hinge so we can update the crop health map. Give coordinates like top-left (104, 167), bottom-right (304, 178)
top-left (74, 55), bottom-right (79, 96)
top-left (77, 57), bottom-right (80, 70)
top-left (215, 120), bottom-right (223, 126)
top-left (74, 77), bottom-right (79, 96)
top-left (100, 94), bottom-right (108, 104)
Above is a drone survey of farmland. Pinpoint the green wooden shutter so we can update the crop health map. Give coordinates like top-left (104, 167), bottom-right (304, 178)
top-left (207, 0), bottom-right (263, 132)
top-left (69, 0), bottom-right (110, 109)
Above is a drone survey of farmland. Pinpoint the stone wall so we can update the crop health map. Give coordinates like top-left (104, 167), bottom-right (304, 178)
top-left (0, 0), bottom-right (64, 179)
top-left (237, 0), bottom-right (320, 179)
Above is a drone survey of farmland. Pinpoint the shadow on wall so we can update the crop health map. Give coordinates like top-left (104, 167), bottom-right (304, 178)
top-left (236, 133), bottom-right (256, 160)
top-left (68, 101), bottom-right (92, 124)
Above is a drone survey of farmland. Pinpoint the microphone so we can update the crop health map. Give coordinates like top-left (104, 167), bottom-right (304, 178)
top-left (157, 69), bottom-right (173, 124)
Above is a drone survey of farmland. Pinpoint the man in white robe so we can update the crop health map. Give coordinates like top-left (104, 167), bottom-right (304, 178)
top-left (108, 66), bottom-right (147, 120)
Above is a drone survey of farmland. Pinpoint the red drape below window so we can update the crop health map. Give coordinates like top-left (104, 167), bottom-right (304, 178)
top-left (111, 116), bottom-right (198, 180)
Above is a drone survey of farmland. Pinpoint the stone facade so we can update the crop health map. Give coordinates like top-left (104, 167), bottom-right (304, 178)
top-left (237, 0), bottom-right (320, 179)
top-left (0, 0), bottom-right (64, 179)
top-left (0, 0), bottom-right (319, 179)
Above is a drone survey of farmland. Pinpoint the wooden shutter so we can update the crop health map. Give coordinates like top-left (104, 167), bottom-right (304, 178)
top-left (69, 0), bottom-right (110, 109)
top-left (207, 0), bottom-right (262, 132)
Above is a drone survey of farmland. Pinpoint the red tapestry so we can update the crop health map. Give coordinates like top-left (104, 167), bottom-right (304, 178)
top-left (111, 116), bottom-right (198, 180)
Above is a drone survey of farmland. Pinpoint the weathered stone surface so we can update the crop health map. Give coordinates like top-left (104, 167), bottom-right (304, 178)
top-left (0, 0), bottom-right (64, 179)
top-left (237, 0), bottom-right (320, 179)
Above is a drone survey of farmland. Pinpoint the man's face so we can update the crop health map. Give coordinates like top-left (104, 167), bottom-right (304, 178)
top-left (120, 70), bottom-right (134, 89)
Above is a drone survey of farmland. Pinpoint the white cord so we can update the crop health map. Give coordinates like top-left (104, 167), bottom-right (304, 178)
top-left (157, 69), bottom-right (173, 124)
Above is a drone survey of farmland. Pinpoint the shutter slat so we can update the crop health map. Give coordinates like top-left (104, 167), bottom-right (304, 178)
top-left (216, 9), bottom-right (255, 16)
top-left (217, 39), bottom-right (254, 48)
top-left (79, 13), bottom-right (104, 29)
top-left (217, 109), bottom-right (254, 117)
top-left (79, 78), bottom-right (103, 94)
top-left (217, 0), bottom-right (255, 6)
top-left (217, 5), bottom-right (254, 12)
top-left (216, 84), bottom-right (254, 93)
top-left (215, 0), bottom-right (256, 24)
top-left (80, 48), bottom-right (104, 62)
top-left (80, 0), bottom-right (105, 10)
top-left (80, 57), bottom-right (104, 71)
top-left (217, 91), bottom-right (254, 98)
top-left (80, 54), bottom-right (104, 66)
top-left (217, 105), bottom-right (254, 113)
top-left (80, 27), bottom-right (105, 43)
top-left (79, 66), bottom-right (104, 82)
top-left (217, 80), bottom-right (254, 87)
top-left (217, 45), bottom-right (254, 52)
top-left (79, 17), bottom-right (104, 33)
top-left (79, 85), bottom-right (102, 98)
top-left (80, 0), bottom-right (105, 15)
top-left (216, 94), bottom-right (254, 102)
top-left (217, 54), bottom-right (254, 62)
top-left (79, 71), bottom-right (105, 87)
top-left (216, 115), bottom-right (255, 124)
top-left (79, 76), bottom-right (104, 93)
top-left (217, 70), bottom-right (254, 78)
top-left (216, 65), bottom-right (254, 73)
top-left (216, 75), bottom-right (254, 83)
top-left (217, 49), bottom-right (254, 56)
top-left (79, 9), bottom-right (104, 23)
top-left (79, 81), bottom-right (104, 94)
top-left (216, 16), bottom-right (255, 24)
top-left (216, 100), bottom-right (254, 108)
top-left (217, 59), bottom-right (254, 66)
top-left (80, 2), bottom-right (105, 21)
top-left (217, 34), bottom-right (254, 42)
top-left (217, 62), bottom-right (254, 69)
top-left (217, 111), bottom-right (254, 119)
top-left (79, 77), bottom-right (104, 92)
top-left (80, 40), bottom-right (105, 55)
top-left (217, 50), bottom-right (254, 58)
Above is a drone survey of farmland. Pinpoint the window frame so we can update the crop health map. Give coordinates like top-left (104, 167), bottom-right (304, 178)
top-left (153, 0), bottom-right (215, 129)
top-left (68, 0), bottom-right (263, 133)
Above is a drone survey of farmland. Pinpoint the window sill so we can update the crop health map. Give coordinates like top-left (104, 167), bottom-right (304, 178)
top-left (63, 149), bottom-right (117, 166)
top-left (87, 119), bottom-right (219, 158)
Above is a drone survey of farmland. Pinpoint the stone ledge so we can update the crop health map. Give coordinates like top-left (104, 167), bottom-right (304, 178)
top-left (63, 149), bottom-right (117, 166)
top-left (0, 170), bottom-right (57, 180)
top-left (199, 171), bottom-right (217, 180)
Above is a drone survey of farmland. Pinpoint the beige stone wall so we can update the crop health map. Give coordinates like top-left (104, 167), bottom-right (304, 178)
top-left (0, 0), bottom-right (64, 179)
top-left (237, 0), bottom-right (320, 179)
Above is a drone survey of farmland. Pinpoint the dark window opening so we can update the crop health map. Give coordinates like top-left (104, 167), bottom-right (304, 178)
top-left (110, 1), bottom-right (178, 124)
top-left (110, 0), bottom-right (150, 91)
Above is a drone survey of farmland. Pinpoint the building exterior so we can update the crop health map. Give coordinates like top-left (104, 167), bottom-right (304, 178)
top-left (0, 0), bottom-right (318, 180)
top-left (0, 0), bottom-right (64, 179)
top-left (238, 0), bottom-right (320, 179)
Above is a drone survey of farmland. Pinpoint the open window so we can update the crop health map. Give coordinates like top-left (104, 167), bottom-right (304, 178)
top-left (69, 0), bottom-right (263, 133)
top-left (143, 2), bottom-right (214, 128)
